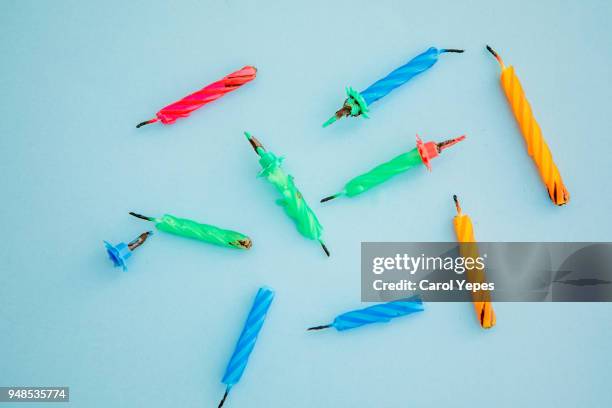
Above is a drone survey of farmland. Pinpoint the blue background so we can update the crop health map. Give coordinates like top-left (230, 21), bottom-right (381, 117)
top-left (1, 0), bottom-right (611, 407)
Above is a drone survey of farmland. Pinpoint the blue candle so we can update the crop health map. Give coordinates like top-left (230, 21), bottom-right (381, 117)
top-left (218, 287), bottom-right (275, 408)
top-left (323, 47), bottom-right (464, 127)
top-left (307, 295), bottom-right (423, 331)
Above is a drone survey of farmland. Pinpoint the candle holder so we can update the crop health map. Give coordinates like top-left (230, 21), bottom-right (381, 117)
top-left (104, 231), bottom-right (153, 271)
top-left (452, 195), bottom-right (496, 329)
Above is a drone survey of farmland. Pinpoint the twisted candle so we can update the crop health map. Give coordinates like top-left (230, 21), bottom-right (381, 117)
top-left (219, 287), bottom-right (274, 408)
top-left (321, 134), bottom-right (465, 203)
top-left (129, 212), bottom-right (252, 249)
top-left (245, 132), bottom-right (329, 256)
top-left (308, 295), bottom-right (423, 332)
top-left (103, 231), bottom-right (153, 271)
top-left (487, 46), bottom-right (569, 205)
top-left (136, 66), bottom-right (257, 128)
top-left (323, 47), bottom-right (463, 127)
top-left (452, 195), bottom-right (496, 329)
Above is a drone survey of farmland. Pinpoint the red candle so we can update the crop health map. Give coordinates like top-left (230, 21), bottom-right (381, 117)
top-left (136, 66), bottom-right (257, 128)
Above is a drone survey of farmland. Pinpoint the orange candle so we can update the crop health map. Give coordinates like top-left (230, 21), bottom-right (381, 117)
top-left (452, 195), bottom-right (496, 329)
top-left (487, 45), bottom-right (569, 206)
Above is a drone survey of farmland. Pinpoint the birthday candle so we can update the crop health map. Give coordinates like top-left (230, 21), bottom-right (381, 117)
top-left (452, 195), bottom-right (496, 329)
top-left (245, 132), bottom-right (329, 256)
top-left (136, 66), bottom-right (257, 128)
top-left (103, 231), bottom-right (153, 271)
top-left (128, 212), bottom-right (252, 249)
top-left (321, 134), bottom-right (465, 203)
top-left (307, 295), bottom-right (423, 332)
top-left (218, 287), bottom-right (274, 408)
top-left (323, 47), bottom-right (463, 127)
top-left (486, 46), bottom-right (569, 205)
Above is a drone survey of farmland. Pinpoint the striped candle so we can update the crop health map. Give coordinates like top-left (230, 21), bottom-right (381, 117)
top-left (218, 287), bottom-right (274, 408)
top-left (361, 47), bottom-right (460, 106)
top-left (308, 295), bottom-right (423, 332)
top-left (245, 132), bottom-right (329, 257)
top-left (136, 66), bottom-right (257, 128)
top-left (320, 135), bottom-right (465, 203)
top-left (323, 47), bottom-right (463, 127)
top-left (452, 195), bottom-right (496, 329)
top-left (129, 212), bottom-right (252, 250)
top-left (486, 45), bottom-right (569, 205)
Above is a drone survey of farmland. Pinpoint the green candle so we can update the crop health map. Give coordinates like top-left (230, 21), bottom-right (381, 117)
top-left (129, 212), bottom-right (252, 249)
top-left (245, 132), bottom-right (329, 256)
top-left (321, 134), bottom-right (466, 202)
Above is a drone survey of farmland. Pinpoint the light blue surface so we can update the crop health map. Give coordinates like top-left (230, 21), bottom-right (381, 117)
top-left (1, 1), bottom-right (611, 407)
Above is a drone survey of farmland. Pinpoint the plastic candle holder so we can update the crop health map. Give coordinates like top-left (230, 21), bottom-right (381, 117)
top-left (321, 134), bottom-right (465, 203)
top-left (323, 47), bottom-right (463, 127)
top-left (452, 195), bottom-right (496, 329)
top-left (245, 132), bottom-right (329, 257)
top-left (308, 295), bottom-right (423, 332)
top-left (218, 287), bottom-right (274, 408)
top-left (129, 212), bottom-right (252, 249)
top-left (486, 45), bottom-right (569, 206)
top-left (103, 231), bottom-right (153, 271)
top-left (136, 66), bottom-right (257, 128)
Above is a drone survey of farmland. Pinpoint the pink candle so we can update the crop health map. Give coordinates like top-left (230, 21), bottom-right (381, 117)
top-left (137, 66), bottom-right (257, 128)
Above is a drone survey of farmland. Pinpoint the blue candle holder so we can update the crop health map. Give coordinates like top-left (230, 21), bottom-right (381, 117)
top-left (104, 231), bottom-right (153, 271)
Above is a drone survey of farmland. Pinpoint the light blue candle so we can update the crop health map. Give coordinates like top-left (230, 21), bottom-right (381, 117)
top-left (218, 287), bottom-right (274, 408)
top-left (307, 296), bottom-right (423, 331)
top-left (323, 47), bottom-right (463, 127)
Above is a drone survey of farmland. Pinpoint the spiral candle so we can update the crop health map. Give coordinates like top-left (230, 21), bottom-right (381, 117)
top-left (219, 287), bottom-right (274, 408)
top-left (245, 132), bottom-right (329, 256)
top-left (452, 195), bottom-right (496, 329)
top-left (103, 231), bottom-right (153, 271)
top-left (136, 66), bottom-right (257, 128)
top-left (487, 46), bottom-right (569, 205)
top-left (321, 134), bottom-right (465, 203)
top-left (323, 47), bottom-right (463, 127)
top-left (129, 212), bottom-right (252, 249)
top-left (308, 295), bottom-right (423, 332)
